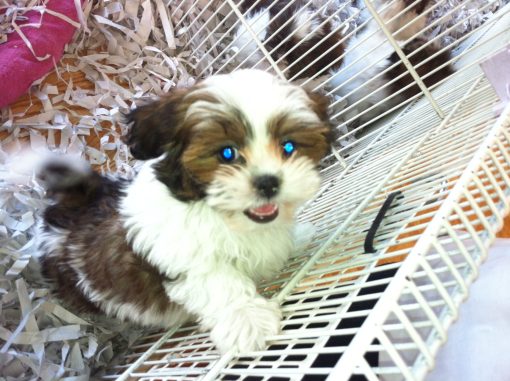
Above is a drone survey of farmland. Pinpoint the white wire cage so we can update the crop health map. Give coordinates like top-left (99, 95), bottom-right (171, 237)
top-left (101, 0), bottom-right (510, 380)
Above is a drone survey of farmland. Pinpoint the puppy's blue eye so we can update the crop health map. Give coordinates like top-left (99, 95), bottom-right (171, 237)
top-left (219, 146), bottom-right (237, 162)
top-left (282, 141), bottom-right (296, 156)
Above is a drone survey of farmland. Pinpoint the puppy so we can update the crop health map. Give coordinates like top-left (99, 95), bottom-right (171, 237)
top-left (37, 69), bottom-right (333, 354)
top-left (232, 0), bottom-right (454, 128)
top-left (329, 0), bottom-right (454, 127)
top-left (233, 0), bottom-right (345, 80)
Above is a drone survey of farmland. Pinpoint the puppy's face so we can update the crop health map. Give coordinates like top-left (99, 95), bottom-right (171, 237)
top-left (124, 70), bottom-right (332, 229)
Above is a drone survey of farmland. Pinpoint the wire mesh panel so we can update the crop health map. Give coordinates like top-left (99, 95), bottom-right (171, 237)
top-left (101, 1), bottom-right (510, 380)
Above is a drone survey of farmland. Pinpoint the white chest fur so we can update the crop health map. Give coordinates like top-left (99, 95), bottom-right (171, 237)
top-left (120, 160), bottom-right (294, 283)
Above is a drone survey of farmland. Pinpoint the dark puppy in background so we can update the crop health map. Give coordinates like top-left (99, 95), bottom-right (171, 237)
top-left (233, 0), bottom-right (453, 126)
top-left (330, 0), bottom-right (453, 125)
top-left (37, 69), bottom-right (333, 354)
top-left (234, 0), bottom-right (346, 80)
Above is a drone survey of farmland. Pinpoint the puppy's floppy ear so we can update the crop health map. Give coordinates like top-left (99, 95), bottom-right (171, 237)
top-left (305, 90), bottom-right (331, 124)
top-left (304, 89), bottom-right (336, 145)
top-left (123, 88), bottom-right (189, 160)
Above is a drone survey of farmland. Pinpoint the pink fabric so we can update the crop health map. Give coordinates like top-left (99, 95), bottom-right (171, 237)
top-left (0, 0), bottom-right (83, 108)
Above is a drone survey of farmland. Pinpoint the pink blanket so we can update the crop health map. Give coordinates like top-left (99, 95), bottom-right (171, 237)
top-left (0, 0), bottom-right (84, 108)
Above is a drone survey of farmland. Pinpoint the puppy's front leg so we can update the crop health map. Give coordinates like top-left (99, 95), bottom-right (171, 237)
top-left (166, 266), bottom-right (281, 354)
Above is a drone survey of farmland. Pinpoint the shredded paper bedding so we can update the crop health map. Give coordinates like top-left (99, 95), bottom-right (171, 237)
top-left (0, 0), bottom-right (507, 378)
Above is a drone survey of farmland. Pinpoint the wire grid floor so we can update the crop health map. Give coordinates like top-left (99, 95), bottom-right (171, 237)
top-left (101, 2), bottom-right (510, 381)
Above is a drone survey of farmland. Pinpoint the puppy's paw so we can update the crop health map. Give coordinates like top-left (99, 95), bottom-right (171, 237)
top-left (211, 298), bottom-right (281, 355)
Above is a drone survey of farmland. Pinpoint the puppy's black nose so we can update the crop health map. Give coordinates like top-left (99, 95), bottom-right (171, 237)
top-left (253, 175), bottom-right (280, 198)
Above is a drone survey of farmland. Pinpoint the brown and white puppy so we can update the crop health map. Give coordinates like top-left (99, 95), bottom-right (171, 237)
top-left (330, 0), bottom-right (454, 126)
top-left (233, 0), bottom-right (345, 81)
top-left (232, 0), bottom-right (454, 127)
top-left (37, 69), bottom-right (333, 354)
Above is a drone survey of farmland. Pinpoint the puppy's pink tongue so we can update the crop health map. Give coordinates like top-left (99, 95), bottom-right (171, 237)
top-left (250, 203), bottom-right (278, 216)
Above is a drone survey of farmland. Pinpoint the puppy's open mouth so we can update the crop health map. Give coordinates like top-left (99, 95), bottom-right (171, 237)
top-left (244, 203), bottom-right (279, 223)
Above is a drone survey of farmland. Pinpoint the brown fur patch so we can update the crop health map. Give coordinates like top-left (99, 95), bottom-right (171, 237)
top-left (304, 89), bottom-right (332, 124)
top-left (125, 85), bottom-right (249, 201)
top-left (180, 109), bottom-right (250, 185)
top-left (384, 39), bottom-right (453, 100)
top-left (41, 254), bottom-right (102, 314)
top-left (123, 87), bottom-right (193, 160)
top-left (78, 215), bottom-right (173, 314)
top-left (154, 91), bottom-right (252, 200)
top-left (41, 176), bottom-right (176, 317)
top-left (269, 113), bottom-right (332, 163)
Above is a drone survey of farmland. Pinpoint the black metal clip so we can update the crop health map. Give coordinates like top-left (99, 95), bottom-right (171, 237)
top-left (364, 191), bottom-right (404, 254)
